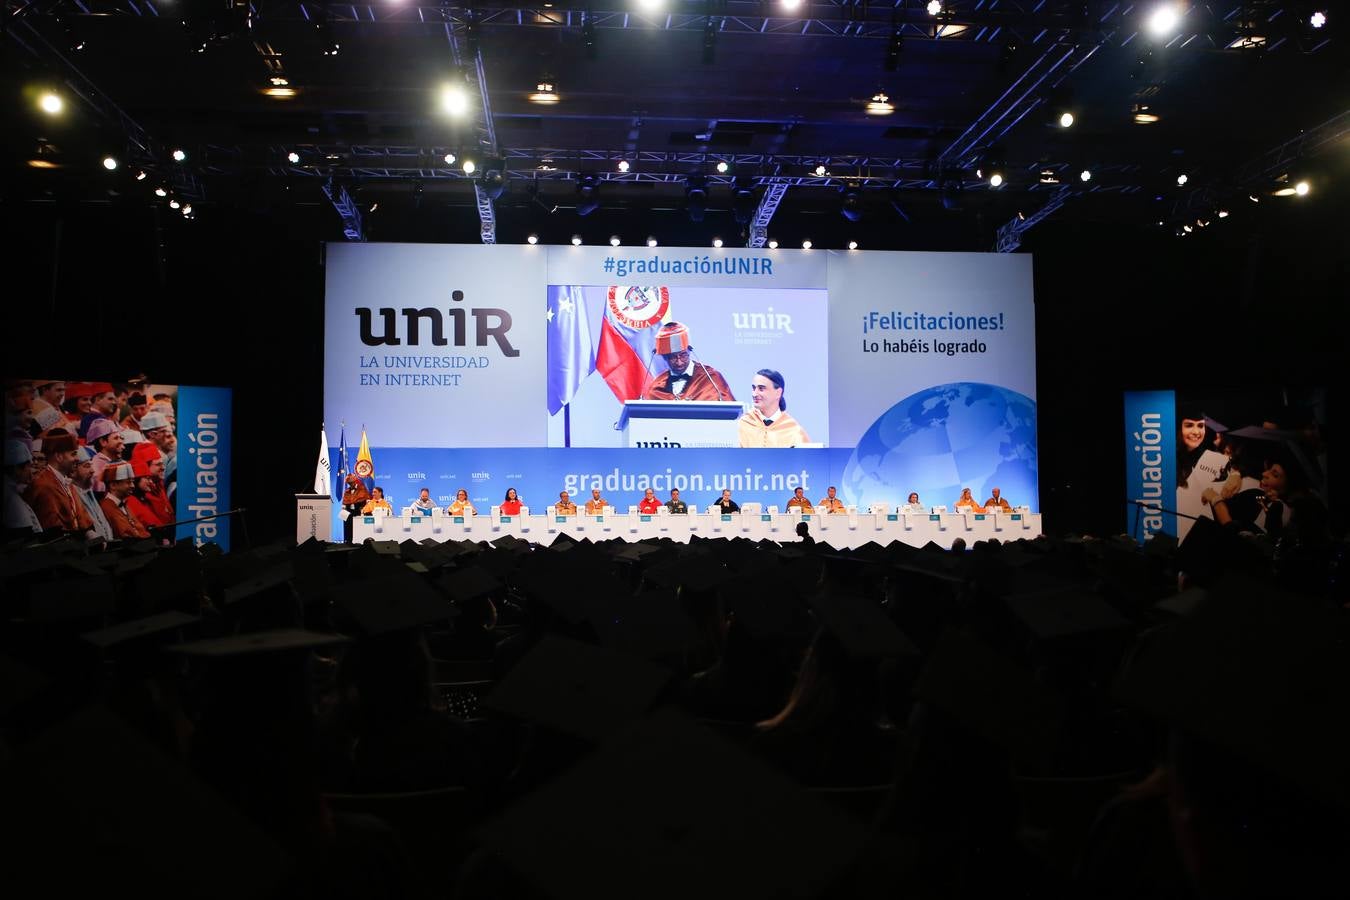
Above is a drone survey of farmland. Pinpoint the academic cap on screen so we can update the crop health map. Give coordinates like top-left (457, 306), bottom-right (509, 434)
top-left (481, 634), bottom-right (670, 741)
top-left (477, 708), bottom-right (867, 900)
top-left (1, 705), bottom-right (296, 898)
top-left (915, 628), bottom-right (1062, 764)
top-left (1114, 576), bottom-right (1350, 811)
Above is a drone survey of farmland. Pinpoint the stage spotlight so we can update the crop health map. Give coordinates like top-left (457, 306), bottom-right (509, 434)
top-left (1059, 112), bottom-right (1075, 128)
top-left (481, 167), bottom-right (506, 200)
top-left (287, 151), bottom-right (301, 164)
top-left (848, 240), bottom-right (859, 250)
top-left (443, 152), bottom-right (457, 165)
top-left (169, 199), bottom-right (181, 209)
top-left (441, 84), bottom-right (469, 116)
top-left (1248, 193), bottom-right (1260, 203)
top-left (712, 237), bottom-right (723, 248)
top-left (839, 184), bottom-right (863, 222)
top-left (102, 155), bottom-right (118, 171)
top-left (154, 186), bottom-right (167, 197)
top-left (171, 148), bottom-right (187, 162)
top-left (571, 235), bottom-right (583, 245)
top-left (647, 236), bottom-right (658, 247)
top-left (462, 159), bottom-right (476, 174)
top-left (1147, 4), bottom-right (1181, 37)
top-left (576, 174), bottom-right (600, 216)
top-left (617, 159), bottom-right (630, 173)
top-left (781, 0), bottom-right (802, 10)
top-left (39, 92), bottom-right (63, 114)
top-left (926, 1), bottom-right (942, 15)
top-left (1310, 11), bottom-right (1326, 28)
top-left (135, 171), bottom-right (147, 181)
top-left (1079, 168), bottom-right (1092, 182)
top-left (767, 239), bottom-right (778, 249)
top-left (1295, 180), bottom-right (1310, 196)
top-left (1176, 173), bottom-right (1188, 186)
top-left (802, 239), bottom-right (813, 249)
top-left (813, 164), bottom-right (828, 177)
top-left (638, 0), bottom-right (664, 10)
top-left (1217, 209), bottom-right (1229, 218)
top-left (529, 81), bottom-right (560, 104)
top-left (989, 172), bottom-right (1004, 188)
top-left (716, 160), bottom-right (729, 174)
top-left (181, 204), bottom-right (193, 216)
top-left (610, 236), bottom-right (621, 247)
top-left (685, 174), bottom-right (708, 223)
top-left (527, 234), bottom-right (539, 244)
top-left (865, 92), bottom-right (894, 116)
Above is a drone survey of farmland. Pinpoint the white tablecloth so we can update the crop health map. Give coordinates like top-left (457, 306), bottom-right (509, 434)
top-left (352, 510), bottom-right (1041, 549)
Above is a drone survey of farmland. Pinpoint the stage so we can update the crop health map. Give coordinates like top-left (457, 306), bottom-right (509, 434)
top-left (351, 508), bottom-right (1042, 549)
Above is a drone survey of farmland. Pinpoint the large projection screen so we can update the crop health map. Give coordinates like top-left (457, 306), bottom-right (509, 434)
top-left (323, 243), bottom-right (1038, 518)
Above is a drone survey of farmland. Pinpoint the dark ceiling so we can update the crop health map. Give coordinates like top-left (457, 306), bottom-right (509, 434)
top-left (3, 1), bottom-right (1345, 248)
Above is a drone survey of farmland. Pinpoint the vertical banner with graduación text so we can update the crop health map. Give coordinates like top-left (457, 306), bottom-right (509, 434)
top-left (1122, 390), bottom-right (1176, 541)
top-left (175, 385), bottom-right (233, 551)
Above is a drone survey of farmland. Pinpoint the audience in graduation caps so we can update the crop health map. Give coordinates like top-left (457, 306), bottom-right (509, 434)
top-left (0, 500), bottom-right (1346, 900)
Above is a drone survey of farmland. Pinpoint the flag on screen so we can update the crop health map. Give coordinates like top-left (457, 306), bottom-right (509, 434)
top-left (355, 427), bottom-right (374, 486)
top-left (314, 426), bottom-right (331, 495)
top-left (547, 285), bottom-right (597, 414)
top-left (596, 285), bottom-right (671, 402)
top-left (338, 425), bottom-right (349, 480)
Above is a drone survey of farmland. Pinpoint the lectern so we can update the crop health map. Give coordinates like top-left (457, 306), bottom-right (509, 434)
top-left (295, 493), bottom-right (333, 543)
top-left (617, 400), bottom-right (743, 448)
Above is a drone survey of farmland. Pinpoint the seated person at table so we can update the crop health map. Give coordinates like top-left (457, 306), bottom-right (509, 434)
top-left (714, 489), bottom-right (740, 514)
top-left (555, 490), bottom-right (577, 515)
top-left (341, 475), bottom-right (370, 542)
top-left (446, 488), bottom-right (476, 516)
top-left (954, 487), bottom-right (982, 512)
top-left (584, 488), bottom-right (608, 514)
top-left (640, 321), bottom-right (735, 402)
top-left (983, 486), bottom-right (1012, 511)
top-left (786, 487), bottom-right (813, 512)
top-left (361, 486), bottom-right (393, 516)
top-left (499, 487), bottom-right (522, 516)
top-left (817, 485), bottom-right (845, 514)
top-left (412, 487), bottom-right (436, 513)
top-left (638, 488), bottom-right (662, 514)
top-left (666, 488), bottom-right (688, 514)
top-left (738, 369), bottom-right (811, 448)
top-left (903, 491), bottom-right (925, 513)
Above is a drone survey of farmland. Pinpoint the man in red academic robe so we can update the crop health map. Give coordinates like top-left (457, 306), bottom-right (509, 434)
top-left (640, 322), bottom-right (734, 402)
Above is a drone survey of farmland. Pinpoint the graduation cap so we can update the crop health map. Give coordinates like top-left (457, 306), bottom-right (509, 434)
top-left (481, 634), bottom-right (671, 740)
top-left (437, 563), bottom-right (503, 604)
top-left (26, 574), bottom-right (117, 623)
top-left (331, 573), bottom-right (457, 637)
top-left (915, 629), bottom-right (1062, 765)
top-left (642, 553), bottom-right (732, 595)
top-left (588, 589), bottom-right (699, 661)
top-left (1154, 586), bottom-right (1208, 618)
top-left (167, 627), bottom-right (348, 658)
top-left (808, 591), bottom-right (918, 660)
top-left (1115, 576), bottom-right (1350, 811)
top-left (1, 706), bottom-right (297, 898)
top-left (477, 708), bottom-right (867, 900)
top-left (1003, 590), bottom-right (1132, 644)
top-left (82, 610), bottom-right (199, 650)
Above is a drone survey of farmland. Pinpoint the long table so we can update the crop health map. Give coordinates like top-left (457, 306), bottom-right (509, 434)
top-left (352, 509), bottom-right (1042, 549)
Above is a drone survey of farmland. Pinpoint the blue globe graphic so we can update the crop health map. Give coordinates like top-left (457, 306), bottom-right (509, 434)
top-left (842, 382), bottom-right (1038, 512)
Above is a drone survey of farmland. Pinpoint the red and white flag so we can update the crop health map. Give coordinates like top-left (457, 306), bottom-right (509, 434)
top-left (595, 285), bottom-right (670, 402)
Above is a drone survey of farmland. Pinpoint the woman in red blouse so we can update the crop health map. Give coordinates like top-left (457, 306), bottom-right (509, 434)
top-left (499, 487), bottom-right (523, 515)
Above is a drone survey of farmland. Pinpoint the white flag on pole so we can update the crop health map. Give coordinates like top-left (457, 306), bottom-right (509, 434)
top-left (315, 426), bottom-right (332, 495)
